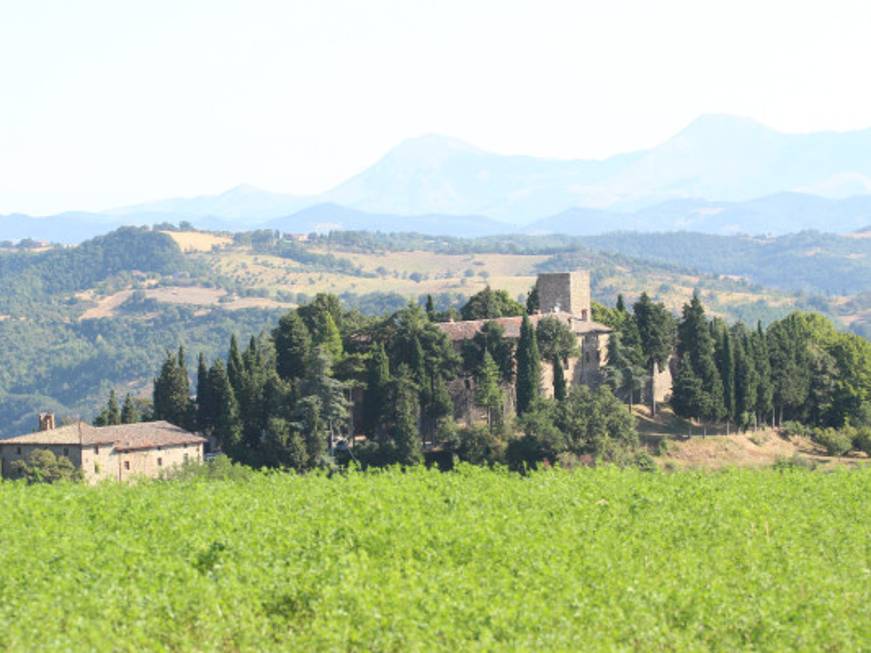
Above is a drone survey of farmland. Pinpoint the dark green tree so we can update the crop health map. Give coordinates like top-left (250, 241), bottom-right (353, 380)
top-left (552, 355), bottom-right (567, 402)
top-left (462, 321), bottom-right (514, 383)
top-left (715, 323), bottom-right (736, 427)
top-left (674, 294), bottom-right (723, 426)
top-left (732, 325), bottom-right (758, 430)
top-left (120, 393), bottom-right (139, 424)
top-left (603, 331), bottom-right (645, 411)
top-left (425, 294), bottom-right (435, 320)
top-left (536, 315), bottom-right (580, 361)
top-left (363, 342), bottom-right (391, 435)
top-left (752, 322), bottom-right (774, 426)
top-left (227, 335), bottom-right (245, 398)
top-left (460, 286), bottom-right (524, 320)
top-left (152, 349), bottom-right (191, 427)
top-left (195, 352), bottom-right (213, 433)
top-left (475, 350), bottom-right (505, 432)
top-left (273, 310), bottom-right (312, 382)
top-left (391, 364), bottom-right (422, 464)
top-left (633, 292), bottom-right (676, 416)
top-left (516, 314), bottom-right (542, 415)
top-left (208, 359), bottom-right (242, 458)
top-left (526, 286), bottom-right (540, 314)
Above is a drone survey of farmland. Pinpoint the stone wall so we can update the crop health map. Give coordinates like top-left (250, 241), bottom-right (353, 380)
top-left (116, 443), bottom-right (202, 482)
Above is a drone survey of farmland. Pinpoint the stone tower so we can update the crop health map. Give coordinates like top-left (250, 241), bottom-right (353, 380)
top-left (536, 271), bottom-right (591, 320)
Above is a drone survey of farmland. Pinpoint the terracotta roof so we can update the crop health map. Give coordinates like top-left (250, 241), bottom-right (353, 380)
top-left (0, 421), bottom-right (205, 452)
top-left (435, 312), bottom-right (611, 342)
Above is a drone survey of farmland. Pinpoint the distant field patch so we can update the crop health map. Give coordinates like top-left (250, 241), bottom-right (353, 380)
top-left (161, 231), bottom-right (232, 252)
top-left (79, 286), bottom-right (291, 319)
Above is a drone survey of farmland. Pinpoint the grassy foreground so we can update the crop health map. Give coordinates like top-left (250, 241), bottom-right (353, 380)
top-left (0, 466), bottom-right (869, 651)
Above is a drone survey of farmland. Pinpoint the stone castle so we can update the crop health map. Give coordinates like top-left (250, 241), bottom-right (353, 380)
top-left (435, 271), bottom-right (616, 423)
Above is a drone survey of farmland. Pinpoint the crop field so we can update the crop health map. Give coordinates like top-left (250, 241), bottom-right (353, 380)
top-left (0, 466), bottom-right (868, 651)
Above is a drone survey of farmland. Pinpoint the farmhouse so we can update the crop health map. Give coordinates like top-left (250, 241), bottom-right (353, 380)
top-left (0, 414), bottom-right (205, 483)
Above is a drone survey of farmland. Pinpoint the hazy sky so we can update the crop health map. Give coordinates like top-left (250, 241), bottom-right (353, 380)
top-left (2, 0), bottom-right (871, 214)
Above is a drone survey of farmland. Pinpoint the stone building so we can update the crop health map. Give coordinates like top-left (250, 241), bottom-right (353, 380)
top-left (435, 270), bottom-right (613, 423)
top-left (0, 417), bottom-right (205, 483)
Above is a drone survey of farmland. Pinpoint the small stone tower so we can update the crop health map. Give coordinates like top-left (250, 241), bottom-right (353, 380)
top-left (38, 412), bottom-right (56, 431)
top-left (536, 271), bottom-right (591, 320)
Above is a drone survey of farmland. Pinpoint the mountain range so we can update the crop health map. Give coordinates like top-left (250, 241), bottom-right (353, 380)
top-left (4, 114), bottom-right (871, 241)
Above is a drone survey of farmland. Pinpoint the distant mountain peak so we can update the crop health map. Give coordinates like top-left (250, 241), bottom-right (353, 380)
top-left (381, 133), bottom-right (482, 162)
top-left (220, 183), bottom-right (267, 196)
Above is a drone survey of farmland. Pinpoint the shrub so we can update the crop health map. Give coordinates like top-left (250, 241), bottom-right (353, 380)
top-left (773, 454), bottom-right (818, 471)
top-left (851, 427), bottom-right (871, 456)
top-left (632, 451), bottom-right (658, 472)
top-left (161, 455), bottom-right (256, 481)
top-left (654, 437), bottom-right (670, 456)
top-left (782, 421), bottom-right (810, 438)
top-left (7, 449), bottom-right (82, 484)
top-left (812, 428), bottom-right (852, 457)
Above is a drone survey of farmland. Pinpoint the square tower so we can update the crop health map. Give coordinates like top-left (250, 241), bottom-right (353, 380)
top-left (536, 271), bottom-right (591, 320)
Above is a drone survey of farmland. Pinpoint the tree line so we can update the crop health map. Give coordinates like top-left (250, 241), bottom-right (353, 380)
top-left (601, 291), bottom-right (871, 435)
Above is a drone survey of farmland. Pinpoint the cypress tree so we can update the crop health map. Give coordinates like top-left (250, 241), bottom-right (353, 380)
top-left (363, 342), bottom-right (391, 435)
top-left (633, 293), bottom-right (675, 416)
top-left (671, 357), bottom-right (705, 425)
top-left (476, 350), bottom-right (504, 431)
top-left (616, 294), bottom-right (626, 314)
top-left (425, 294), bottom-right (435, 320)
top-left (526, 286), bottom-right (540, 314)
top-left (392, 364), bottom-right (422, 465)
top-left (273, 310), bottom-right (312, 381)
top-left (195, 352), bottom-right (213, 433)
top-left (752, 322), bottom-right (774, 426)
top-left (243, 335), bottom-right (260, 373)
top-left (106, 390), bottom-right (121, 426)
top-left (516, 314), bottom-right (541, 415)
top-left (733, 327), bottom-right (758, 430)
top-left (300, 349), bottom-right (349, 453)
top-left (552, 355), bottom-right (567, 402)
top-left (320, 312), bottom-right (344, 361)
top-left (718, 325), bottom-right (736, 427)
top-left (410, 335), bottom-right (427, 387)
top-left (297, 395), bottom-right (324, 468)
top-left (675, 293), bottom-right (723, 425)
top-left (604, 331), bottom-right (645, 410)
top-left (153, 350), bottom-right (190, 427)
top-left (121, 393), bottom-right (139, 424)
top-left (208, 360), bottom-right (242, 458)
top-left (227, 335), bottom-right (245, 397)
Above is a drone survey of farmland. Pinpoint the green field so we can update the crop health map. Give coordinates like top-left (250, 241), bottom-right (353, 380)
top-left (0, 466), bottom-right (868, 651)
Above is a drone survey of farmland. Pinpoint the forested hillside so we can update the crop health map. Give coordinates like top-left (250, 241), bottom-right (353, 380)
top-left (582, 230), bottom-right (871, 294)
top-left (0, 225), bottom-right (868, 437)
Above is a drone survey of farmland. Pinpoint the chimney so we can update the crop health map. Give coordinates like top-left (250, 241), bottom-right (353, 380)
top-left (38, 412), bottom-right (56, 431)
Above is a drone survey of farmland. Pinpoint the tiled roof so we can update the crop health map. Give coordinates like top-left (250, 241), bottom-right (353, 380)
top-left (435, 312), bottom-right (611, 342)
top-left (0, 421), bottom-right (205, 452)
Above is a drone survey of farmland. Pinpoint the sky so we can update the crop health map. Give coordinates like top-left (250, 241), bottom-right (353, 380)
top-left (2, 0), bottom-right (871, 215)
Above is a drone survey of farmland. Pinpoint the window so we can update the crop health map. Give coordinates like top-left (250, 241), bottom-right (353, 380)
top-left (94, 446), bottom-right (99, 455)
top-left (157, 457), bottom-right (163, 467)
top-left (16, 447), bottom-right (21, 455)
top-left (62, 447), bottom-right (69, 456)
top-left (124, 461), bottom-right (130, 471)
